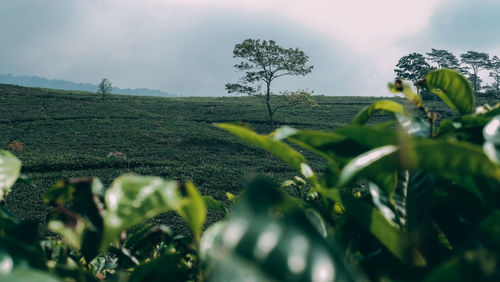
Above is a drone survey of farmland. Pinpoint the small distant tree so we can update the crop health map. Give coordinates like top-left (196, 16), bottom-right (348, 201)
top-left (225, 39), bottom-right (314, 128)
top-left (98, 78), bottom-right (112, 100)
top-left (426, 48), bottom-right (460, 70)
top-left (488, 55), bottom-right (500, 93)
top-left (394, 53), bottom-right (432, 93)
top-left (460, 51), bottom-right (490, 94)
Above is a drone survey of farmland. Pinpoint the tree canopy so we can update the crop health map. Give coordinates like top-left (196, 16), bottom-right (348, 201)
top-left (225, 39), bottom-right (314, 127)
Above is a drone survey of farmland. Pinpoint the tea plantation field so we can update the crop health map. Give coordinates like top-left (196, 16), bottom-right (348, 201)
top-left (0, 83), bottom-right (479, 232)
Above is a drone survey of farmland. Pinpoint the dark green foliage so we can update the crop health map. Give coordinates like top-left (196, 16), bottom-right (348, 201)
top-left (218, 69), bottom-right (500, 281)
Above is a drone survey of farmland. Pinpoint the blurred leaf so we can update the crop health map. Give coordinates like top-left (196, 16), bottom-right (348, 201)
top-left (342, 194), bottom-right (426, 266)
top-left (45, 178), bottom-right (105, 261)
top-left (215, 123), bottom-right (317, 182)
top-left (389, 79), bottom-right (423, 107)
top-left (423, 69), bottom-right (474, 115)
top-left (47, 211), bottom-right (88, 251)
top-left (177, 182), bottom-right (206, 241)
top-left (394, 113), bottom-right (430, 137)
top-left (101, 174), bottom-right (183, 251)
top-left (480, 210), bottom-right (500, 248)
top-left (124, 224), bottom-right (173, 260)
top-left (43, 180), bottom-right (76, 206)
top-left (0, 266), bottom-right (61, 281)
top-left (129, 253), bottom-right (191, 282)
top-left (203, 196), bottom-right (227, 213)
top-left (0, 206), bottom-right (20, 232)
top-left (408, 139), bottom-right (500, 186)
top-left (351, 100), bottom-right (408, 126)
top-left (338, 145), bottom-right (399, 199)
top-left (200, 178), bottom-right (360, 282)
top-left (0, 150), bottom-right (21, 202)
top-left (483, 115), bottom-right (500, 164)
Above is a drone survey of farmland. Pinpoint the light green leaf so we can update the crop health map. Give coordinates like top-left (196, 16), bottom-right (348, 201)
top-left (203, 196), bottom-right (227, 213)
top-left (351, 100), bottom-right (408, 125)
top-left (424, 69), bottom-right (474, 115)
top-left (0, 150), bottom-right (21, 202)
top-left (177, 182), bottom-right (206, 241)
top-left (215, 123), bottom-right (317, 182)
top-left (101, 174), bottom-right (183, 250)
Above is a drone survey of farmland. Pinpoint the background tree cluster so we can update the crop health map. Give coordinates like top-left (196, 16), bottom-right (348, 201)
top-left (395, 49), bottom-right (500, 98)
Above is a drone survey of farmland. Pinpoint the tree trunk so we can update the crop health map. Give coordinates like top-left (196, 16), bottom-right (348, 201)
top-left (265, 81), bottom-right (274, 128)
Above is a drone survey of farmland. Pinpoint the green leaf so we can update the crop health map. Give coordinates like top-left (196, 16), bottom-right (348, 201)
top-left (0, 266), bottom-right (61, 282)
top-left (351, 100), bottom-right (408, 125)
top-left (480, 210), bottom-right (500, 248)
top-left (408, 139), bottom-right (500, 184)
top-left (177, 181), bottom-right (206, 241)
top-left (423, 69), bottom-right (474, 115)
top-left (200, 178), bottom-right (359, 281)
top-left (101, 174), bottom-right (183, 251)
top-left (342, 194), bottom-right (427, 266)
top-left (47, 212), bottom-right (88, 251)
top-left (389, 79), bottom-right (423, 107)
top-left (215, 123), bottom-right (317, 182)
top-left (203, 196), bottom-right (227, 213)
top-left (0, 206), bottom-right (20, 232)
top-left (394, 113), bottom-right (430, 137)
top-left (45, 178), bottom-right (105, 261)
top-left (338, 145), bottom-right (398, 189)
top-left (0, 150), bottom-right (21, 202)
top-left (129, 253), bottom-right (191, 282)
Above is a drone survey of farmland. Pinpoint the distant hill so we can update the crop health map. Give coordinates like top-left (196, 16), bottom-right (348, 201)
top-left (0, 74), bottom-right (177, 97)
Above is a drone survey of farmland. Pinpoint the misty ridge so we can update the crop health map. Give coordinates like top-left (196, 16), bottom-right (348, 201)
top-left (0, 73), bottom-right (178, 97)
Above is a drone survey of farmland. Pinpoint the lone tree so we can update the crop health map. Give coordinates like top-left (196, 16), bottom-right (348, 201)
top-left (225, 39), bottom-right (314, 128)
top-left (460, 51), bottom-right (490, 94)
top-left (98, 78), bottom-right (112, 100)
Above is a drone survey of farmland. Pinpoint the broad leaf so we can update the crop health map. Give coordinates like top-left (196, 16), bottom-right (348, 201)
top-left (200, 178), bottom-right (359, 281)
top-left (101, 174), bottom-right (183, 251)
top-left (408, 139), bottom-right (500, 184)
top-left (351, 100), bottom-right (408, 125)
top-left (423, 69), bottom-right (474, 115)
top-left (342, 194), bottom-right (427, 266)
top-left (0, 150), bottom-right (21, 202)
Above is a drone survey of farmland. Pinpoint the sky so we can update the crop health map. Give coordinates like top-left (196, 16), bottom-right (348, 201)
top-left (1, 0), bottom-right (500, 96)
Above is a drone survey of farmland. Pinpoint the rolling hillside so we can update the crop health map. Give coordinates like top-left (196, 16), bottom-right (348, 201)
top-left (0, 83), bottom-right (471, 232)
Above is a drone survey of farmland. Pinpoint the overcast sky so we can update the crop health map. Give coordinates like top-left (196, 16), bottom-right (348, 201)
top-left (1, 0), bottom-right (500, 96)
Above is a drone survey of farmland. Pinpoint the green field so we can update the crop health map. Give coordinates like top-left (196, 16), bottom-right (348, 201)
top-left (0, 83), bottom-right (480, 232)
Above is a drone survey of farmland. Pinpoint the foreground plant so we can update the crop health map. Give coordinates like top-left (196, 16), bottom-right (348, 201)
top-left (216, 69), bottom-right (500, 281)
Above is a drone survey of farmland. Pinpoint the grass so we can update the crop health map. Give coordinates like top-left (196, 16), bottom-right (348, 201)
top-left (0, 83), bottom-right (495, 233)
